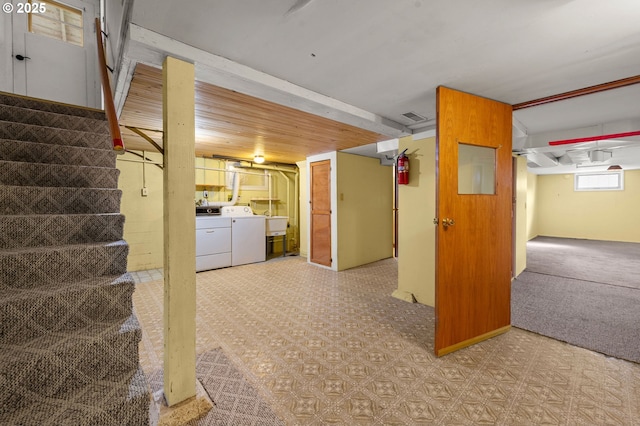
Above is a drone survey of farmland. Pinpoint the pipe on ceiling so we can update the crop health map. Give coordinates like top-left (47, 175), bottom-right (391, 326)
top-left (549, 130), bottom-right (640, 146)
top-left (513, 75), bottom-right (640, 110)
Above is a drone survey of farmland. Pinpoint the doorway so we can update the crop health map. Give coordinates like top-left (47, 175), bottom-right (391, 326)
top-left (10, 0), bottom-right (100, 108)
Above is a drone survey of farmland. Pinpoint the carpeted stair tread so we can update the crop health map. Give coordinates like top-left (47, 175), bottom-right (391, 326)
top-left (0, 367), bottom-right (150, 426)
top-left (0, 213), bottom-right (125, 249)
top-left (0, 160), bottom-right (119, 188)
top-left (0, 120), bottom-right (111, 150)
top-left (0, 93), bottom-right (151, 424)
top-left (0, 91), bottom-right (107, 121)
top-left (0, 185), bottom-right (122, 215)
top-left (0, 139), bottom-right (116, 167)
top-left (0, 273), bottom-right (135, 344)
top-left (0, 315), bottom-right (142, 397)
top-left (0, 104), bottom-right (109, 133)
top-left (0, 240), bottom-right (129, 289)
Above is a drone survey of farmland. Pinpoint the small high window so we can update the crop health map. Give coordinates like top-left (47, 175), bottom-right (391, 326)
top-left (574, 171), bottom-right (624, 191)
top-left (29, 0), bottom-right (83, 47)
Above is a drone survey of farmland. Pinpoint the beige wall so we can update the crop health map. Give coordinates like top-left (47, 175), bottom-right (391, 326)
top-left (514, 156), bottom-right (528, 277)
top-left (194, 158), bottom-right (298, 253)
top-left (536, 169), bottom-right (640, 243)
top-left (526, 171), bottom-right (539, 240)
top-left (336, 152), bottom-right (394, 271)
top-left (195, 158), bottom-right (292, 218)
top-left (118, 153), bottom-right (300, 271)
top-left (396, 135), bottom-right (436, 306)
top-left (117, 151), bottom-right (164, 271)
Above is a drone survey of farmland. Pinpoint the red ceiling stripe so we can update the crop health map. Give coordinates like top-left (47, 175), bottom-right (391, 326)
top-left (549, 130), bottom-right (640, 146)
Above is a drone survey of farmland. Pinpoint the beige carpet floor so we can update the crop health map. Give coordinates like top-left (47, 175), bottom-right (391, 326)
top-left (133, 257), bottom-right (640, 425)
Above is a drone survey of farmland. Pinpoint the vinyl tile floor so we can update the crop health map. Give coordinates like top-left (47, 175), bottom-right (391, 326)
top-left (132, 257), bottom-right (640, 425)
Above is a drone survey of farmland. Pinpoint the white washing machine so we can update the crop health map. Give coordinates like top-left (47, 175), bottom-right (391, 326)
top-left (220, 206), bottom-right (266, 266)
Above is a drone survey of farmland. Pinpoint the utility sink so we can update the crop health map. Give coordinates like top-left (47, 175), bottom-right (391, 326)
top-left (266, 216), bottom-right (288, 236)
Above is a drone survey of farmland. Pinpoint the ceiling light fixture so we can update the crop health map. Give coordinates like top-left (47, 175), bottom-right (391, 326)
top-left (253, 155), bottom-right (265, 164)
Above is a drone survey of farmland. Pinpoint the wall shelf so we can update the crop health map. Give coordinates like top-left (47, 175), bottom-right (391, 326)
top-left (196, 184), bottom-right (225, 189)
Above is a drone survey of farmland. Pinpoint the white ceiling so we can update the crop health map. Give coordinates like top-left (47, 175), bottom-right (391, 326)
top-left (121, 0), bottom-right (640, 174)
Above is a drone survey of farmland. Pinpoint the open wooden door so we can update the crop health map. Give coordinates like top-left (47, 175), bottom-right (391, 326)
top-left (435, 86), bottom-right (512, 357)
top-left (310, 159), bottom-right (332, 267)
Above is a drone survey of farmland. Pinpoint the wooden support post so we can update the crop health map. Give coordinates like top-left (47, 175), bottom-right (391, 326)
top-left (162, 56), bottom-right (196, 407)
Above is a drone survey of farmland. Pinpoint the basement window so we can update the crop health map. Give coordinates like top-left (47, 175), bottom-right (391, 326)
top-left (29, 0), bottom-right (83, 47)
top-left (574, 171), bottom-right (624, 191)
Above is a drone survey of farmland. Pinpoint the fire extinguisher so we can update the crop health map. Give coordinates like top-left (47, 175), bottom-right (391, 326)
top-left (397, 149), bottom-right (409, 185)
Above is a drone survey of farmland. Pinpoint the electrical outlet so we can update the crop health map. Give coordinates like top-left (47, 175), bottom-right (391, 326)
top-left (141, 187), bottom-right (148, 197)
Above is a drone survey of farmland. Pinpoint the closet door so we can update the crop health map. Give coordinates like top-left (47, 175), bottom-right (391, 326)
top-left (310, 159), bottom-right (331, 267)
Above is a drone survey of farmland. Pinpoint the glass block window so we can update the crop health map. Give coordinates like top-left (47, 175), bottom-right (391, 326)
top-left (29, 0), bottom-right (83, 47)
top-left (574, 171), bottom-right (624, 191)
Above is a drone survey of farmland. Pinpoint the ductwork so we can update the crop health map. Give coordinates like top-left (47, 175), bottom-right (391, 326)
top-left (525, 152), bottom-right (558, 168)
top-left (206, 172), bottom-right (240, 207)
top-left (589, 150), bottom-right (612, 163)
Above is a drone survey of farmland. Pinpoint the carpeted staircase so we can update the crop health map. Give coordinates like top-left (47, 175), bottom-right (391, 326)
top-left (0, 92), bottom-right (150, 425)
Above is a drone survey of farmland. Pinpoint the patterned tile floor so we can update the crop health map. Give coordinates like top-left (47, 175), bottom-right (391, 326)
top-left (132, 257), bottom-right (640, 425)
top-left (130, 268), bottom-right (164, 284)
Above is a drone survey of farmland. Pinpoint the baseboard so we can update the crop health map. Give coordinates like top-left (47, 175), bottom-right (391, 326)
top-left (391, 289), bottom-right (416, 303)
top-left (436, 325), bottom-right (511, 357)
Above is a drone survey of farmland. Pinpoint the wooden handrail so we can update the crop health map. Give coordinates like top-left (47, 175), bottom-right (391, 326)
top-left (95, 18), bottom-right (125, 153)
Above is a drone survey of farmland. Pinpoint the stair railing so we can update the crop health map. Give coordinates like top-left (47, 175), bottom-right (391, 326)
top-left (95, 18), bottom-right (125, 154)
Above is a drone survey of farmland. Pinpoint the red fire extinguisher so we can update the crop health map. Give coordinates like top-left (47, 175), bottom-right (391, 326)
top-left (397, 149), bottom-right (409, 185)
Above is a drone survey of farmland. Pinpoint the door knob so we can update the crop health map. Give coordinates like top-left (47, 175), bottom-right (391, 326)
top-left (442, 218), bottom-right (455, 228)
top-left (15, 54), bottom-right (31, 61)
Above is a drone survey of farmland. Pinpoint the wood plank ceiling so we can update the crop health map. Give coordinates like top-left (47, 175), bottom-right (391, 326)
top-left (119, 64), bottom-right (389, 164)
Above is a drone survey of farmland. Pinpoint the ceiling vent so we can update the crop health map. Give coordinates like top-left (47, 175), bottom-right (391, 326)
top-left (526, 152), bottom-right (558, 168)
top-left (401, 111), bottom-right (427, 123)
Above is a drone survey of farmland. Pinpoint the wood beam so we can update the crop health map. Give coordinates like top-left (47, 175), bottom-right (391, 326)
top-left (162, 56), bottom-right (196, 407)
top-left (513, 75), bottom-right (640, 110)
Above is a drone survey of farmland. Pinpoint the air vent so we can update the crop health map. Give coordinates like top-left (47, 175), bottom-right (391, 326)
top-left (401, 111), bottom-right (427, 122)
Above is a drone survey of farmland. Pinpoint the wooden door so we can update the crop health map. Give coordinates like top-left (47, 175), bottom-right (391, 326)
top-left (435, 86), bottom-right (512, 357)
top-left (11, 0), bottom-right (100, 108)
top-left (310, 160), bottom-right (331, 266)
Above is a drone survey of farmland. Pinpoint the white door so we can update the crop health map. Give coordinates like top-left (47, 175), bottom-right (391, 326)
top-left (11, 0), bottom-right (99, 108)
